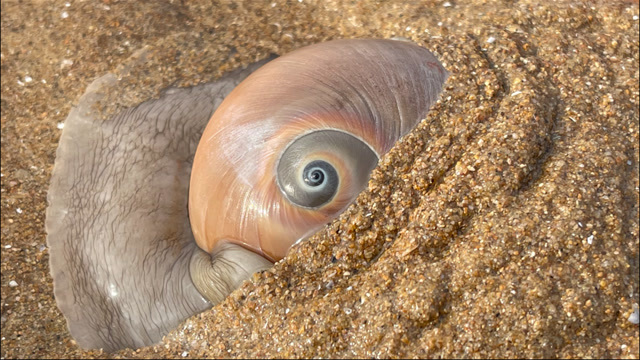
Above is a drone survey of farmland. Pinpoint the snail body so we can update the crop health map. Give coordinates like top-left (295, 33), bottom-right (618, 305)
top-left (45, 39), bottom-right (448, 351)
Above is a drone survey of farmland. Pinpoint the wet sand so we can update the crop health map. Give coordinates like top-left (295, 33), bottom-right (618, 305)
top-left (1, 0), bottom-right (638, 358)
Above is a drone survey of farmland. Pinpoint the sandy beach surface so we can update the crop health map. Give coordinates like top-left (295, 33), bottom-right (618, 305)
top-left (1, 0), bottom-right (638, 358)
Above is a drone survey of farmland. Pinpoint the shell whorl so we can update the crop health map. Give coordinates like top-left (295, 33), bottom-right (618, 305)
top-left (189, 38), bottom-right (449, 261)
top-left (276, 129), bottom-right (379, 209)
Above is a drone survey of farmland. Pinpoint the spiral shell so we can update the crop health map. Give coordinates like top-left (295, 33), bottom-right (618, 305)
top-left (189, 39), bottom-right (448, 262)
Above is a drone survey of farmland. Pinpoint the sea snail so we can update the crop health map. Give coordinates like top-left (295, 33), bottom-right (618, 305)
top-left (45, 39), bottom-right (448, 351)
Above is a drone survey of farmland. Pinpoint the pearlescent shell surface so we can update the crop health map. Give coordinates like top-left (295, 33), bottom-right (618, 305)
top-left (189, 39), bottom-right (448, 261)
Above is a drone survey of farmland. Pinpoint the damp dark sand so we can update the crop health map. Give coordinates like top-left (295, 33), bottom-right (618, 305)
top-left (1, 0), bottom-right (638, 358)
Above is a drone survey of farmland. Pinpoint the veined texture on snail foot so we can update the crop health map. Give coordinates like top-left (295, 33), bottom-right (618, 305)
top-left (45, 38), bottom-right (448, 352)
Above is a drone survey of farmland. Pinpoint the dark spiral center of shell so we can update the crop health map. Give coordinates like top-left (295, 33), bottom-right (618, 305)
top-left (276, 129), bottom-right (378, 209)
top-left (303, 161), bottom-right (333, 187)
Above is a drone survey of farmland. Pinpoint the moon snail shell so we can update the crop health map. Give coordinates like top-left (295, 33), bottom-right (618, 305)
top-left (188, 39), bottom-right (449, 301)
